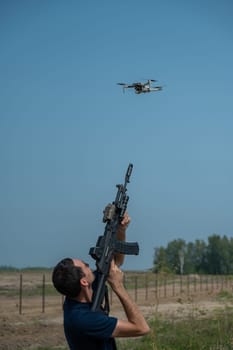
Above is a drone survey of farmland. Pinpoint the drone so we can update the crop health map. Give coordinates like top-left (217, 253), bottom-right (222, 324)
top-left (117, 79), bottom-right (163, 94)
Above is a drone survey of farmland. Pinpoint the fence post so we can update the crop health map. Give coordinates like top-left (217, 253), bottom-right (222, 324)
top-left (155, 275), bottom-right (158, 300)
top-left (180, 274), bottom-right (183, 294)
top-left (226, 275), bottom-right (229, 289)
top-left (194, 275), bottom-right (196, 292)
top-left (221, 275), bottom-right (224, 290)
top-left (164, 276), bottom-right (167, 298)
top-left (42, 274), bottom-right (45, 313)
top-left (205, 275), bottom-right (208, 291)
top-left (215, 275), bottom-right (218, 291)
top-left (19, 274), bottom-right (23, 315)
top-left (187, 275), bottom-right (190, 296)
top-left (172, 276), bottom-right (175, 297)
top-left (134, 276), bottom-right (138, 302)
top-left (211, 275), bottom-right (214, 292)
top-left (145, 273), bottom-right (148, 301)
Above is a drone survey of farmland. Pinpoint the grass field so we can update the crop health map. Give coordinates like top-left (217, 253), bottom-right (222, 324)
top-left (1, 269), bottom-right (233, 350)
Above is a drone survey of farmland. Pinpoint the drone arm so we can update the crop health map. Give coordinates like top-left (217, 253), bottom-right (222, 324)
top-left (150, 86), bottom-right (162, 92)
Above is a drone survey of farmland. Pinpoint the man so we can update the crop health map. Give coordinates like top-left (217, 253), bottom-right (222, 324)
top-left (52, 213), bottom-right (150, 350)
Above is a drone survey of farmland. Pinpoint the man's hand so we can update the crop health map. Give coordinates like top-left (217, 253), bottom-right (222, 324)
top-left (107, 260), bottom-right (124, 292)
top-left (119, 211), bottom-right (131, 230)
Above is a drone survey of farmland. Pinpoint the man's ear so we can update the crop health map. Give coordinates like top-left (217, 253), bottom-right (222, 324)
top-left (80, 277), bottom-right (89, 287)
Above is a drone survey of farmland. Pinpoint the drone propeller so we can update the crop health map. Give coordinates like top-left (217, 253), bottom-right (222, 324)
top-left (117, 82), bottom-right (127, 93)
top-left (140, 78), bottom-right (157, 82)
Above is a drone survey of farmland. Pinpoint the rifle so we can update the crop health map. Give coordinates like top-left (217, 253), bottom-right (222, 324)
top-left (89, 163), bottom-right (139, 312)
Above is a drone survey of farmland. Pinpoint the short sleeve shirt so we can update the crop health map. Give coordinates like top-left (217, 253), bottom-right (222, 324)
top-left (63, 298), bottom-right (117, 350)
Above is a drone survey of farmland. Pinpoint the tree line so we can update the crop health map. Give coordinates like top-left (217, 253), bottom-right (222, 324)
top-left (153, 234), bottom-right (233, 275)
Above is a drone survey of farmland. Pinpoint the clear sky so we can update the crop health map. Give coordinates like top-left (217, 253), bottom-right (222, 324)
top-left (1, 0), bottom-right (233, 270)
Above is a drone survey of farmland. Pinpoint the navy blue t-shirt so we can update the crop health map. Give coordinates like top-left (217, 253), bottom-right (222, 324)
top-left (63, 298), bottom-right (118, 350)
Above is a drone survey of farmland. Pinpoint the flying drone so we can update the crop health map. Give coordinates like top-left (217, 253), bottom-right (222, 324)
top-left (117, 79), bottom-right (163, 94)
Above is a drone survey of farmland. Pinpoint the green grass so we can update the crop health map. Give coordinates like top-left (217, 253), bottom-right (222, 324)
top-left (216, 289), bottom-right (233, 302)
top-left (117, 307), bottom-right (233, 350)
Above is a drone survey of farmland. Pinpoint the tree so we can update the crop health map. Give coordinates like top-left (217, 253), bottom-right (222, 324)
top-left (166, 239), bottom-right (186, 274)
top-left (206, 234), bottom-right (231, 274)
top-left (153, 246), bottom-right (170, 273)
top-left (185, 240), bottom-right (207, 274)
top-left (153, 239), bottom-right (188, 274)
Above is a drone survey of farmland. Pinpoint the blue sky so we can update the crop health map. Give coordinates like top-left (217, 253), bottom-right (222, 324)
top-left (1, 1), bottom-right (233, 270)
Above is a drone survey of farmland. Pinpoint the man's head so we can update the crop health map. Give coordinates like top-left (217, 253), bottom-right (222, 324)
top-left (52, 258), bottom-right (94, 299)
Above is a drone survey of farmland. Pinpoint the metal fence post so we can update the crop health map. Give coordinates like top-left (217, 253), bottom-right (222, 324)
top-left (42, 274), bottom-right (45, 313)
top-left (19, 274), bottom-right (23, 315)
top-left (134, 276), bottom-right (138, 302)
top-left (145, 273), bottom-right (148, 300)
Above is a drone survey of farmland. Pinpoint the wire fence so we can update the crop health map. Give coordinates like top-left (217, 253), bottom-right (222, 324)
top-left (1, 272), bottom-right (233, 315)
top-left (118, 273), bottom-right (233, 305)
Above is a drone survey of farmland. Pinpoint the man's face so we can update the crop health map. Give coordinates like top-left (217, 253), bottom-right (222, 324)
top-left (72, 259), bottom-right (95, 284)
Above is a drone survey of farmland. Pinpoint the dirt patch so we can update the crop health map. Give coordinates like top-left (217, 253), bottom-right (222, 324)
top-left (0, 295), bottom-right (66, 350)
top-left (1, 314), bottom-right (65, 350)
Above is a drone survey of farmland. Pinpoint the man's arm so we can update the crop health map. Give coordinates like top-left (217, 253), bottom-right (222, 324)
top-left (114, 212), bottom-right (130, 267)
top-left (107, 260), bottom-right (150, 337)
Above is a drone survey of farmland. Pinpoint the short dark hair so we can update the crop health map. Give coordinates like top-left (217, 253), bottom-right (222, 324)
top-left (52, 258), bottom-right (85, 298)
